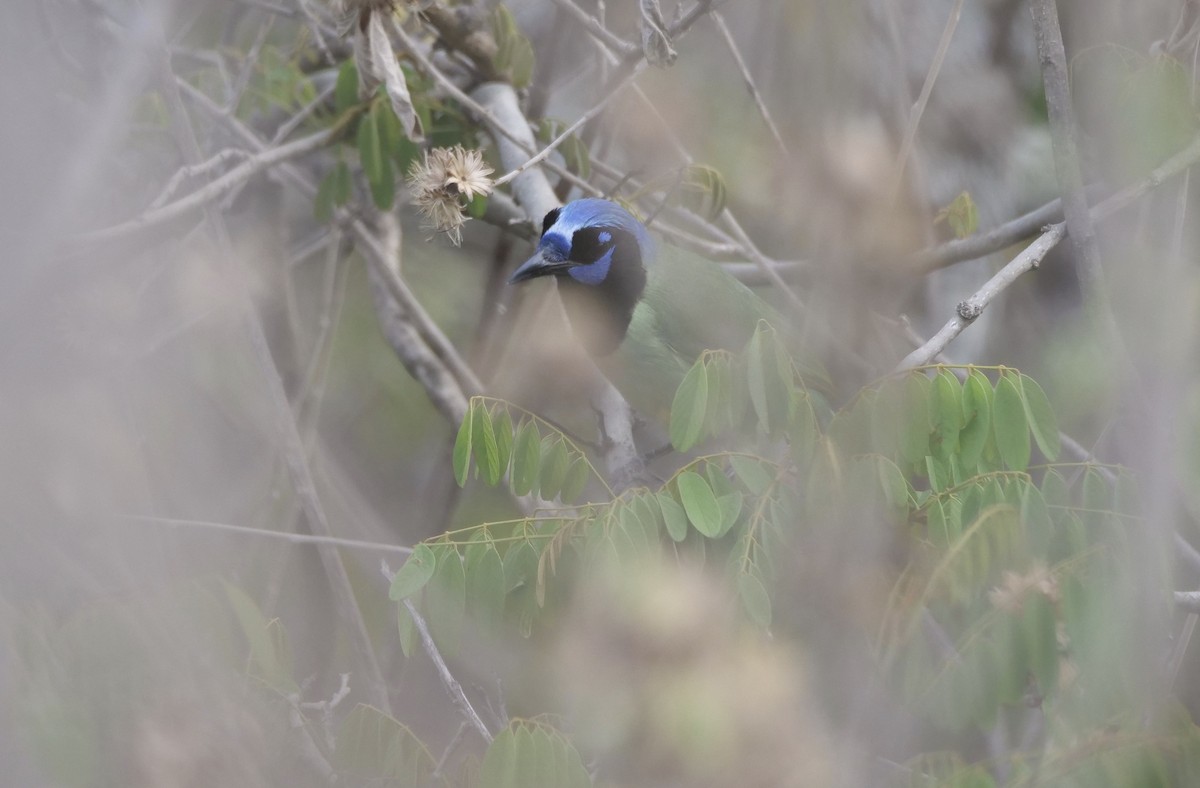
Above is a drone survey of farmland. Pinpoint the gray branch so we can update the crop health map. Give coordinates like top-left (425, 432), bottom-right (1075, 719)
top-left (1030, 0), bottom-right (1118, 335)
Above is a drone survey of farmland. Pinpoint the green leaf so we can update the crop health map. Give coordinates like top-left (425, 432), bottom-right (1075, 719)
top-left (737, 572), bottom-right (772, 627)
top-left (335, 704), bottom-right (438, 783)
top-left (467, 192), bottom-right (488, 219)
top-left (539, 437), bottom-right (569, 500)
top-left (426, 546), bottom-right (466, 656)
top-left (670, 359), bottom-right (709, 451)
top-left (658, 492), bottom-right (689, 542)
top-left (490, 5), bottom-right (536, 89)
top-left (452, 407), bottom-right (473, 487)
top-left (959, 369), bottom-right (993, 470)
top-left (479, 723), bottom-right (591, 788)
top-left (874, 456), bottom-right (910, 520)
top-left (715, 491), bottom-right (744, 538)
top-left (332, 160), bottom-right (351, 205)
top-left (396, 602), bottom-right (417, 658)
top-left (927, 499), bottom-right (954, 547)
top-left (993, 373), bottom-right (1031, 471)
top-left (926, 455), bottom-right (949, 493)
top-left (494, 408), bottom-right (514, 479)
top-left (314, 169), bottom-right (337, 222)
top-left (788, 391), bottom-right (818, 467)
top-left (1082, 467), bottom-right (1110, 530)
top-left (935, 190), bottom-right (979, 239)
top-left (334, 60), bottom-right (360, 113)
top-left (503, 538), bottom-right (539, 593)
top-left (1017, 374), bottom-right (1061, 460)
top-left (511, 420), bottom-right (540, 496)
top-left (746, 324), bottom-right (789, 434)
top-left (1022, 594), bottom-right (1059, 694)
top-left (900, 372), bottom-right (933, 464)
top-left (931, 368), bottom-right (964, 455)
top-left (677, 471), bottom-right (722, 538)
top-left (223, 582), bottom-right (297, 694)
top-left (560, 457), bottom-right (591, 503)
top-left (681, 164), bottom-right (728, 221)
top-left (472, 404), bottom-right (503, 486)
top-left (730, 455), bottom-right (773, 495)
top-left (466, 541), bottom-right (506, 635)
top-left (389, 544), bottom-right (437, 601)
top-left (357, 105), bottom-right (394, 209)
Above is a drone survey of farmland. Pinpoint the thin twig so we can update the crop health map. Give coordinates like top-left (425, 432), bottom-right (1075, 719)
top-left (73, 127), bottom-right (334, 246)
top-left (175, 78), bottom-right (480, 423)
top-left (547, 0), bottom-right (638, 55)
top-left (401, 597), bottom-right (494, 742)
top-left (898, 131), bottom-right (1200, 369)
top-left (887, 0), bottom-right (964, 203)
top-left (492, 61), bottom-right (647, 188)
top-left (897, 223), bottom-right (1067, 369)
top-left (128, 514), bottom-right (415, 555)
top-left (711, 11), bottom-right (789, 159)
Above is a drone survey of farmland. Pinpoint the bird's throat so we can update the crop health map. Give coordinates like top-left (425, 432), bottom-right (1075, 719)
top-left (556, 255), bottom-right (646, 357)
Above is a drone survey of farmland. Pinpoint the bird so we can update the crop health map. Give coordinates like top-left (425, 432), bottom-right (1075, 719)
top-left (508, 198), bottom-right (827, 423)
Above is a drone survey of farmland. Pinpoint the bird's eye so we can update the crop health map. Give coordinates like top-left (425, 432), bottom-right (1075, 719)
top-left (541, 207), bottom-right (562, 237)
top-left (570, 227), bottom-right (619, 265)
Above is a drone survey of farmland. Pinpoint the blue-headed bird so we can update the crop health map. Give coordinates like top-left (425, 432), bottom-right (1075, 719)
top-left (509, 198), bottom-right (825, 422)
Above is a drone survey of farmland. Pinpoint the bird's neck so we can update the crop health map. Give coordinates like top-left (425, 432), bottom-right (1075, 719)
top-left (557, 253), bottom-right (646, 357)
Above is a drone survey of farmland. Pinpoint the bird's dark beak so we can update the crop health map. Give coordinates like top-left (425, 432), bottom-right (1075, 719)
top-left (508, 251), bottom-right (570, 284)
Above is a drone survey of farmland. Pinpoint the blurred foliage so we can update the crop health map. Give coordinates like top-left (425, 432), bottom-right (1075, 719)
top-left (11, 1), bottom-right (1200, 787)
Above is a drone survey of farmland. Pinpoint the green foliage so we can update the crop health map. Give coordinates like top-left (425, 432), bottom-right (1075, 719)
top-left (680, 164), bottom-right (729, 221)
top-left (478, 720), bottom-right (592, 788)
top-left (407, 342), bottom-right (1194, 785)
top-left (335, 705), bottom-right (443, 786)
top-left (491, 5), bottom-right (536, 88)
top-left (536, 118), bottom-right (591, 178)
top-left (223, 581), bottom-right (298, 694)
top-left (935, 191), bottom-right (980, 239)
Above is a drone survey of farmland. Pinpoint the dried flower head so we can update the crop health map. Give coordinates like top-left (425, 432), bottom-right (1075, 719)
top-left (988, 562), bottom-right (1059, 613)
top-left (407, 145), bottom-right (494, 245)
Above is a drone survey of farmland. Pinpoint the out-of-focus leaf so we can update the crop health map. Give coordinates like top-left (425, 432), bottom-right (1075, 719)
top-left (680, 164), bottom-right (726, 221)
top-left (389, 543), bottom-right (437, 601)
top-left (511, 420), bottom-right (541, 496)
top-left (737, 571), bottom-right (772, 627)
top-left (658, 492), bottom-right (689, 542)
top-left (934, 190), bottom-right (979, 239)
top-left (335, 704), bottom-right (439, 784)
top-left (426, 546), bottom-right (466, 656)
top-left (677, 471), bottom-right (721, 537)
top-left (993, 373), bottom-right (1030, 471)
top-left (670, 359), bottom-right (708, 451)
top-left (452, 405), bottom-right (473, 487)
top-left (959, 369), bottom-right (993, 470)
top-left (334, 60), bottom-right (360, 113)
top-left (1018, 373), bottom-right (1061, 460)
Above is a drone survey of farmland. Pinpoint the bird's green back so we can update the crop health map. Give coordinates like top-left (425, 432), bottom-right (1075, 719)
top-left (599, 243), bottom-right (813, 422)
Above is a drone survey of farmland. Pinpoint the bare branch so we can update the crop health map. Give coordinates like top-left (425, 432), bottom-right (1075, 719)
top-left (493, 60), bottom-right (648, 188)
top-left (1030, 0), bottom-right (1116, 333)
top-left (398, 595), bottom-right (494, 743)
top-left (72, 127), bottom-right (334, 247)
top-left (898, 224), bottom-right (1067, 369)
top-left (548, 0), bottom-right (638, 56)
